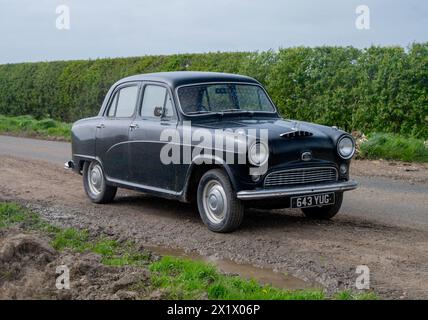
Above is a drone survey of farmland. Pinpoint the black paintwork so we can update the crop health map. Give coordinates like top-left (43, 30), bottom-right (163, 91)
top-left (71, 71), bottom-right (352, 202)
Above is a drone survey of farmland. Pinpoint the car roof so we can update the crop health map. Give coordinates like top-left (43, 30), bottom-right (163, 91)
top-left (117, 71), bottom-right (260, 88)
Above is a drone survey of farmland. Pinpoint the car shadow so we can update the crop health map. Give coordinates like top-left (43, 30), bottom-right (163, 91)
top-left (242, 208), bottom-right (320, 230)
top-left (109, 190), bottom-right (390, 232)
top-left (110, 191), bottom-right (322, 229)
top-left (112, 191), bottom-right (198, 219)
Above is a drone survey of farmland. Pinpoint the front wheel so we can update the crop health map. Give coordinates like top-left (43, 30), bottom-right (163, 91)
top-left (301, 192), bottom-right (343, 220)
top-left (83, 161), bottom-right (117, 204)
top-left (197, 169), bottom-right (244, 233)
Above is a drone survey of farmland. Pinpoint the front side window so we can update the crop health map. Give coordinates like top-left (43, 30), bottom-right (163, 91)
top-left (163, 93), bottom-right (174, 118)
top-left (177, 83), bottom-right (276, 115)
top-left (141, 85), bottom-right (175, 119)
top-left (107, 85), bottom-right (139, 117)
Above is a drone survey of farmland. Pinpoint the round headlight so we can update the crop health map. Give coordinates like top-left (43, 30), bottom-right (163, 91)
top-left (337, 136), bottom-right (355, 159)
top-left (249, 142), bottom-right (269, 166)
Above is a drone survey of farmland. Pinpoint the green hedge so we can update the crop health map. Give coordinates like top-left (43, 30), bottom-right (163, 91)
top-left (0, 44), bottom-right (427, 137)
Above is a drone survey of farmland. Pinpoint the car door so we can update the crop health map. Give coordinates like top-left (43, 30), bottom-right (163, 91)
top-left (95, 82), bottom-right (140, 182)
top-left (128, 83), bottom-right (178, 191)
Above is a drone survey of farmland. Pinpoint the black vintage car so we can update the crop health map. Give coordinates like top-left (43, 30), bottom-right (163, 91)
top-left (67, 71), bottom-right (357, 232)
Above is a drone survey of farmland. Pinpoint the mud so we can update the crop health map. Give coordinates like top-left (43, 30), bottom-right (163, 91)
top-left (352, 159), bottom-right (428, 184)
top-left (0, 155), bottom-right (428, 299)
top-left (0, 229), bottom-right (152, 300)
top-left (144, 245), bottom-right (319, 290)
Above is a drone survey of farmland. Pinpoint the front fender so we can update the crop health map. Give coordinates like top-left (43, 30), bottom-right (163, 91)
top-left (182, 154), bottom-right (239, 201)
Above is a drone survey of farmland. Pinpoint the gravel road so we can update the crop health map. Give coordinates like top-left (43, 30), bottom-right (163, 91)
top-left (1, 135), bottom-right (427, 299)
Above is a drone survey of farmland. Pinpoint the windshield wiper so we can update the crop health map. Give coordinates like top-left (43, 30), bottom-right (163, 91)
top-left (186, 110), bottom-right (214, 115)
top-left (186, 109), bottom-right (255, 116)
top-left (221, 109), bottom-right (242, 113)
top-left (221, 109), bottom-right (254, 115)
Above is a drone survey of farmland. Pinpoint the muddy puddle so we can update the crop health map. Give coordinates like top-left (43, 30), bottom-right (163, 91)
top-left (145, 245), bottom-right (321, 290)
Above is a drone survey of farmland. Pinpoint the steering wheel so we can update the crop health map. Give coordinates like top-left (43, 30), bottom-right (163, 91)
top-left (198, 104), bottom-right (209, 111)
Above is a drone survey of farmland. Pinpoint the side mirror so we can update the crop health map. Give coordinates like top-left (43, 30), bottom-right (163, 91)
top-left (154, 106), bottom-right (163, 117)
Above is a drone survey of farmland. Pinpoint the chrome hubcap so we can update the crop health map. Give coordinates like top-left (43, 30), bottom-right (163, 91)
top-left (203, 180), bottom-right (227, 224)
top-left (87, 162), bottom-right (103, 195)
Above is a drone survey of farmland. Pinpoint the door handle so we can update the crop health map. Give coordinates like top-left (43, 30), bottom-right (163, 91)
top-left (96, 124), bottom-right (105, 129)
top-left (129, 123), bottom-right (139, 130)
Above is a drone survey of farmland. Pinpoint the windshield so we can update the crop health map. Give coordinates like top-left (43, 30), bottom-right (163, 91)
top-left (177, 83), bottom-right (276, 115)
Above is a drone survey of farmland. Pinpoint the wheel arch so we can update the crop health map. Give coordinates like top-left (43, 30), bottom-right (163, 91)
top-left (183, 155), bottom-right (238, 203)
top-left (73, 155), bottom-right (105, 175)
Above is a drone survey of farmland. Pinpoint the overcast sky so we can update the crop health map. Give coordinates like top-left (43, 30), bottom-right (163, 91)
top-left (0, 0), bottom-right (427, 64)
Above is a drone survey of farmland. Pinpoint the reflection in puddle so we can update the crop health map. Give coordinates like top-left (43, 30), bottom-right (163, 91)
top-left (145, 245), bottom-right (321, 291)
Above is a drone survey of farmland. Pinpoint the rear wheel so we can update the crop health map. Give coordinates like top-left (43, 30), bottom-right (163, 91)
top-left (301, 192), bottom-right (343, 220)
top-left (197, 169), bottom-right (244, 233)
top-left (83, 161), bottom-right (117, 203)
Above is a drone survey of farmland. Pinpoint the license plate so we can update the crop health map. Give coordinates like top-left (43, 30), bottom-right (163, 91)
top-left (291, 193), bottom-right (335, 208)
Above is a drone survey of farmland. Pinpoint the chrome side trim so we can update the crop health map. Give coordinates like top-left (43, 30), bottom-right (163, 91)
top-left (106, 177), bottom-right (182, 197)
top-left (73, 154), bottom-right (96, 160)
top-left (237, 180), bottom-right (358, 200)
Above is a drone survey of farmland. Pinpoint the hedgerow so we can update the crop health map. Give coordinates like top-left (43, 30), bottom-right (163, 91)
top-left (0, 44), bottom-right (426, 137)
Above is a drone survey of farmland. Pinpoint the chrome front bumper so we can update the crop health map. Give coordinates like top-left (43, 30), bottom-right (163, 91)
top-left (236, 180), bottom-right (358, 200)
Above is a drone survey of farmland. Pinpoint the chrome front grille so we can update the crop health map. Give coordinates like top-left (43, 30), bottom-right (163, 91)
top-left (264, 167), bottom-right (338, 187)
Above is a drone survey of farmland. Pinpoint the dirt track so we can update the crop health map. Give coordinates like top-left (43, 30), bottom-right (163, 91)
top-left (1, 135), bottom-right (428, 299)
top-left (1, 150), bottom-right (428, 299)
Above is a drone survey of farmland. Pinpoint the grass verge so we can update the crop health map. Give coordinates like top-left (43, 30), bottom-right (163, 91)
top-left (149, 256), bottom-right (326, 300)
top-left (0, 115), bottom-right (71, 141)
top-left (0, 201), bottom-right (378, 300)
top-left (359, 133), bottom-right (428, 163)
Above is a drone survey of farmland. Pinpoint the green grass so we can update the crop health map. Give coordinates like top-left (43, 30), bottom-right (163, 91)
top-left (149, 256), bottom-right (326, 300)
top-left (0, 202), bottom-right (28, 228)
top-left (0, 201), bottom-right (377, 300)
top-left (91, 238), bottom-right (150, 267)
top-left (360, 133), bottom-right (428, 162)
top-left (51, 228), bottom-right (90, 252)
top-left (333, 290), bottom-right (378, 300)
top-left (0, 115), bottom-right (71, 141)
top-left (51, 229), bottom-right (150, 266)
top-left (0, 202), bottom-right (59, 233)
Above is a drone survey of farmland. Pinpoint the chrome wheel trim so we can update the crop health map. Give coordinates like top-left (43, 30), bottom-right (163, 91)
top-left (202, 180), bottom-right (227, 224)
top-left (87, 162), bottom-right (104, 196)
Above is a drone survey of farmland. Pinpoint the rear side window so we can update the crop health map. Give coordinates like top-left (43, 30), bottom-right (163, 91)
top-left (115, 86), bottom-right (139, 117)
top-left (107, 85), bottom-right (139, 117)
